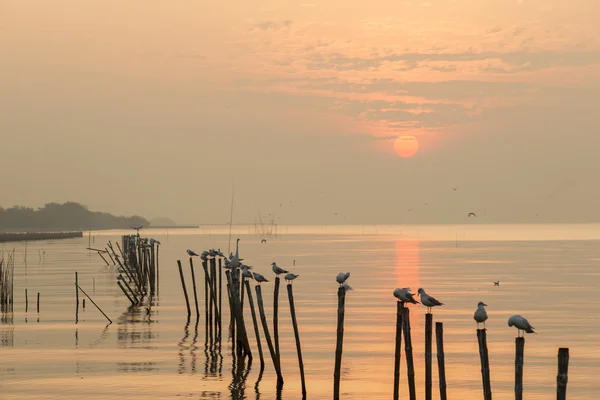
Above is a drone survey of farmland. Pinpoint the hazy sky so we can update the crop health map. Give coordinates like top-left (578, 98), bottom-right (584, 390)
top-left (1, 1), bottom-right (599, 225)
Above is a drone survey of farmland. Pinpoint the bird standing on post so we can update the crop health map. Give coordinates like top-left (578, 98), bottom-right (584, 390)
top-left (474, 302), bottom-right (488, 329)
top-left (508, 315), bottom-right (536, 337)
top-left (285, 273), bottom-right (299, 283)
top-left (393, 287), bottom-right (419, 304)
top-left (187, 249), bottom-right (199, 257)
top-left (417, 288), bottom-right (444, 313)
top-left (271, 262), bottom-right (289, 275)
top-left (336, 272), bottom-right (350, 286)
top-left (252, 272), bottom-right (269, 284)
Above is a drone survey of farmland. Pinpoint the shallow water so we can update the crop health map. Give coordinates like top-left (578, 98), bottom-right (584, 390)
top-left (1, 224), bottom-right (599, 399)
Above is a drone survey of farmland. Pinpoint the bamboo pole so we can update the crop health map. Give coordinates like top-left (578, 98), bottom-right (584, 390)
top-left (333, 286), bottom-right (346, 400)
top-left (25, 288), bottom-right (28, 313)
top-left (76, 284), bottom-right (112, 324)
top-left (177, 260), bottom-right (191, 320)
top-left (274, 276), bottom-right (281, 363)
top-left (287, 284), bottom-right (306, 399)
top-left (402, 307), bottom-right (417, 400)
top-left (425, 313), bottom-right (433, 400)
top-left (245, 280), bottom-right (265, 370)
top-left (118, 281), bottom-right (136, 306)
top-left (515, 337), bottom-right (525, 400)
top-left (119, 275), bottom-right (138, 304)
top-left (393, 302), bottom-right (403, 400)
top-left (556, 348), bottom-right (569, 400)
top-left (256, 284), bottom-right (283, 386)
top-left (477, 329), bottom-right (493, 400)
top-left (436, 322), bottom-right (447, 400)
top-left (37, 292), bottom-right (40, 313)
top-left (189, 258), bottom-right (200, 319)
top-left (75, 272), bottom-right (79, 322)
top-left (218, 257), bottom-right (222, 338)
top-left (202, 260), bottom-right (221, 337)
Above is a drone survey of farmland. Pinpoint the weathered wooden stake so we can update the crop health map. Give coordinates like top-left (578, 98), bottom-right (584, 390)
top-left (177, 260), bottom-right (191, 319)
top-left (274, 276), bottom-right (281, 364)
top-left (425, 313), bottom-right (433, 400)
top-left (515, 337), bottom-right (525, 400)
top-left (76, 284), bottom-right (112, 324)
top-left (218, 257), bottom-right (222, 338)
top-left (402, 307), bottom-right (417, 400)
top-left (75, 272), bottom-right (79, 322)
top-left (37, 292), bottom-right (40, 313)
top-left (189, 258), bottom-right (200, 319)
top-left (477, 329), bottom-right (493, 400)
top-left (333, 286), bottom-right (346, 400)
top-left (245, 280), bottom-right (265, 370)
top-left (117, 281), bottom-right (135, 306)
top-left (393, 302), bottom-right (403, 400)
top-left (256, 284), bottom-right (283, 386)
top-left (556, 348), bottom-right (569, 400)
top-left (436, 322), bottom-right (447, 400)
top-left (287, 284), bottom-right (306, 399)
top-left (25, 288), bottom-right (28, 313)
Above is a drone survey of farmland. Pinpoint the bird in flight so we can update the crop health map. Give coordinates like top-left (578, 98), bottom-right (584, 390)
top-left (493, 281), bottom-right (500, 286)
top-left (468, 212), bottom-right (477, 218)
top-left (261, 239), bottom-right (267, 244)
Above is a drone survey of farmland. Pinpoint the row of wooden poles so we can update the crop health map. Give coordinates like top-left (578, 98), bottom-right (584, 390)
top-left (177, 255), bottom-right (307, 398)
top-left (94, 235), bottom-right (160, 308)
top-left (333, 287), bottom-right (571, 400)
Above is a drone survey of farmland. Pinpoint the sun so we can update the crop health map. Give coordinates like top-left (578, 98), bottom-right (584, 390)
top-left (394, 135), bottom-right (419, 158)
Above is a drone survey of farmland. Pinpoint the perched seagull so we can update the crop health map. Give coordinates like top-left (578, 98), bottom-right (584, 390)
top-left (240, 263), bottom-right (253, 270)
top-left (508, 315), bottom-right (536, 337)
top-left (393, 288), bottom-right (419, 304)
top-left (417, 288), bottom-right (444, 313)
top-left (474, 302), bottom-right (488, 329)
top-left (252, 272), bottom-right (269, 284)
top-left (208, 249), bottom-right (218, 257)
top-left (200, 250), bottom-right (210, 260)
top-left (241, 266), bottom-right (254, 280)
top-left (271, 262), bottom-right (289, 275)
top-left (187, 249), bottom-right (199, 257)
top-left (223, 258), bottom-right (231, 269)
top-left (342, 282), bottom-right (353, 292)
top-left (216, 249), bottom-right (224, 257)
top-left (468, 212), bottom-right (477, 218)
top-left (336, 272), bottom-right (351, 286)
top-left (493, 281), bottom-right (500, 286)
top-left (284, 273), bottom-right (299, 283)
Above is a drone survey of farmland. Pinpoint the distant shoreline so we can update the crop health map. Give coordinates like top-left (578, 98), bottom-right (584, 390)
top-left (0, 231), bottom-right (83, 243)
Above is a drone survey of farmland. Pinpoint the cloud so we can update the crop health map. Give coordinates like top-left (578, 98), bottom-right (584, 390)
top-left (249, 19), bottom-right (293, 32)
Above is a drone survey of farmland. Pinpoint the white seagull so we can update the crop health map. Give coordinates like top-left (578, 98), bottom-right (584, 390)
top-left (393, 288), bottom-right (419, 304)
top-left (417, 288), bottom-right (444, 313)
top-left (284, 273), bottom-right (299, 283)
top-left (271, 262), bottom-right (289, 275)
top-left (241, 266), bottom-right (254, 280)
top-left (336, 272), bottom-right (351, 286)
top-left (508, 315), bottom-right (536, 337)
top-left (252, 272), bottom-right (269, 284)
top-left (474, 302), bottom-right (488, 329)
top-left (187, 249), bottom-right (199, 257)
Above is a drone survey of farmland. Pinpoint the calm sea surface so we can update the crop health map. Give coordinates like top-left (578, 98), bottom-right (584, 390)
top-left (1, 224), bottom-right (600, 399)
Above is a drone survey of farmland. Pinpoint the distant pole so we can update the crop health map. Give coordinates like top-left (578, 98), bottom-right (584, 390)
top-left (425, 313), bottom-right (433, 400)
top-left (287, 283), bottom-right (307, 399)
top-left (333, 286), bottom-right (346, 400)
top-left (218, 257), bottom-right (222, 339)
top-left (402, 307), bottom-right (417, 400)
top-left (515, 337), bottom-right (525, 400)
top-left (37, 292), bottom-right (40, 314)
top-left (75, 272), bottom-right (79, 322)
top-left (76, 284), bottom-right (112, 324)
top-left (393, 302), bottom-right (403, 400)
top-left (556, 348), bottom-right (569, 400)
top-left (436, 322), bottom-right (447, 400)
top-left (189, 258), bottom-right (200, 319)
top-left (477, 329), bottom-right (493, 400)
top-left (25, 288), bottom-right (28, 313)
top-left (177, 260), bottom-right (191, 320)
top-left (274, 276), bottom-right (281, 364)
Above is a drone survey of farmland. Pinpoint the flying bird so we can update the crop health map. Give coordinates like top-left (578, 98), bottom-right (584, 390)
top-left (187, 249), bottom-right (199, 257)
top-left (336, 272), bottom-right (351, 286)
top-left (493, 281), bottom-right (500, 286)
top-left (393, 288), bottom-right (419, 304)
top-left (474, 302), bottom-right (488, 329)
top-left (261, 239), bottom-right (267, 244)
top-left (417, 288), bottom-right (444, 313)
top-left (272, 262), bottom-right (289, 275)
top-left (468, 212), bottom-right (477, 218)
top-left (508, 314), bottom-right (536, 337)
top-left (284, 273), bottom-right (299, 283)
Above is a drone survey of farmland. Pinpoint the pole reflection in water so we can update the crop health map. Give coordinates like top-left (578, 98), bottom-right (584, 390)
top-left (178, 319), bottom-right (190, 374)
top-left (191, 319), bottom-right (199, 373)
top-left (228, 352), bottom-right (251, 399)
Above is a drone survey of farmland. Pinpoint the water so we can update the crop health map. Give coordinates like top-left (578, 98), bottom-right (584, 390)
top-left (1, 224), bottom-right (600, 399)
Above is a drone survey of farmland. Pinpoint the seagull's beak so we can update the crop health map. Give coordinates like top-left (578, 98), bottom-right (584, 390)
top-left (483, 303), bottom-right (488, 307)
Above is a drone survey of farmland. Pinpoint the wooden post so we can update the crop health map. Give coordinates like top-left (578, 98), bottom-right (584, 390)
top-left (98, 251), bottom-right (110, 266)
top-left (218, 257), bottom-right (222, 338)
top-left (211, 258), bottom-right (217, 332)
top-left (120, 276), bottom-right (139, 304)
top-left (477, 329), bottom-right (493, 400)
top-left (245, 280), bottom-right (265, 370)
top-left (515, 337), bottom-right (525, 400)
top-left (156, 244), bottom-right (159, 294)
top-left (402, 307), bottom-right (417, 400)
top-left (274, 276), bottom-right (281, 363)
top-left (425, 313), bottom-right (433, 400)
top-left (287, 284), bottom-right (307, 398)
top-left (93, 277), bottom-right (95, 293)
top-left (177, 260), bottom-right (191, 320)
top-left (201, 260), bottom-right (221, 337)
top-left (333, 286), bottom-right (346, 400)
top-left (436, 322), bottom-right (447, 400)
top-left (118, 281), bottom-right (136, 306)
top-left (189, 258), bottom-right (200, 319)
top-left (556, 348), bottom-right (569, 400)
top-left (226, 271), bottom-right (236, 350)
top-left (37, 292), bottom-right (40, 313)
top-left (25, 288), bottom-right (28, 313)
top-left (256, 284), bottom-right (283, 386)
top-left (393, 302), bottom-right (403, 400)
top-left (75, 272), bottom-right (79, 322)
top-left (76, 284), bottom-right (112, 324)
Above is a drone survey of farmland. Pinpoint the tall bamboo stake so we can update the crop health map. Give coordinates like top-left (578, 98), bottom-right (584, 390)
top-left (425, 313), bottom-right (433, 400)
top-left (333, 286), bottom-right (346, 400)
top-left (274, 276), bottom-right (281, 364)
top-left (245, 280), bottom-right (265, 370)
top-left (515, 337), bottom-right (525, 400)
top-left (556, 348), bottom-right (569, 400)
top-left (436, 322), bottom-right (447, 400)
top-left (393, 302), bottom-right (403, 400)
top-left (477, 329), bottom-right (493, 400)
top-left (402, 307), bottom-right (416, 400)
top-left (256, 284), bottom-right (283, 386)
top-left (189, 258), bottom-right (200, 319)
top-left (287, 284), bottom-right (306, 399)
top-left (177, 260), bottom-right (191, 320)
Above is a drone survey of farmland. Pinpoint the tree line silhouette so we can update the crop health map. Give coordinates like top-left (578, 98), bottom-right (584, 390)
top-left (0, 202), bottom-right (149, 231)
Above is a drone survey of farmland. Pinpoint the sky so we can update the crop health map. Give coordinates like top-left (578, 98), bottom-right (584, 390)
top-left (1, 0), bottom-right (599, 225)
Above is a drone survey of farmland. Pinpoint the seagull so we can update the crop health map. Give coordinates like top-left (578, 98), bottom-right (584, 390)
top-left (271, 262), bottom-right (289, 275)
top-left (261, 239), bottom-right (267, 244)
top-left (252, 272), bottom-right (269, 284)
top-left (200, 250), bottom-right (210, 260)
top-left (508, 315), bottom-right (536, 337)
top-left (187, 249), bottom-right (199, 257)
top-left (417, 288), bottom-right (444, 313)
top-left (342, 282), bottom-right (353, 292)
top-left (336, 272), bottom-right (351, 286)
top-left (241, 266), bottom-right (254, 280)
top-left (474, 302), bottom-right (488, 329)
top-left (468, 212), bottom-right (477, 218)
top-left (284, 273), bottom-right (299, 283)
top-left (493, 281), bottom-right (500, 286)
top-left (208, 249), bottom-right (218, 257)
top-left (393, 288), bottom-right (419, 304)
